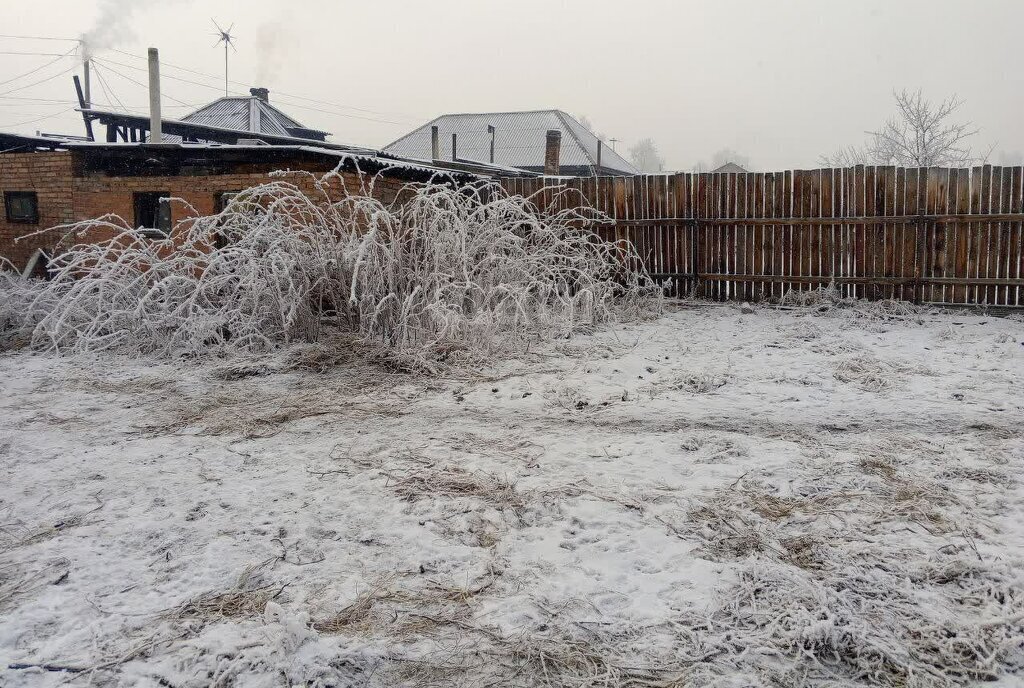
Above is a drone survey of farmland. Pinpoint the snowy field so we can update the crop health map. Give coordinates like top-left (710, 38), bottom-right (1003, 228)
top-left (2, 301), bottom-right (1024, 687)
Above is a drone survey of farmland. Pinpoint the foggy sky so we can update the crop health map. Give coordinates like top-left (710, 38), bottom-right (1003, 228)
top-left (3, 0), bottom-right (1023, 170)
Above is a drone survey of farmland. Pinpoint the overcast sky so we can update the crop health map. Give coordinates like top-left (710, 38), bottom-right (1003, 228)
top-left (3, 0), bottom-right (1023, 170)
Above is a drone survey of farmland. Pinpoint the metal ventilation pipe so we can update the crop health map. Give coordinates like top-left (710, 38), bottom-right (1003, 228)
top-left (83, 59), bottom-right (91, 109)
top-left (148, 47), bottom-right (162, 143)
top-left (431, 125), bottom-right (439, 160)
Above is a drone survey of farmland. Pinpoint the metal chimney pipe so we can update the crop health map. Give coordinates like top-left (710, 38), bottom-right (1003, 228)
top-left (148, 47), bottom-right (162, 143)
top-left (451, 133), bottom-right (458, 161)
top-left (596, 139), bottom-right (603, 175)
top-left (83, 60), bottom-right (91, 109)
top-left (431, 125), bottom-right (439, 160)
top-left (487, 124), bottom-right (496, 163)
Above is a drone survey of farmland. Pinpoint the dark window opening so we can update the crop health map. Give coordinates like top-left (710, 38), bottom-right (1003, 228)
top-left (213, 191), bottom-right (241, 249)
top-left (215, 191), bottom-right (240, 213)
top-left (23, 248), bottom-right (54, 280)
top-left (134, 192), bottom-right (172, 237)
top-left (4, 191), bottom-right (39, 224)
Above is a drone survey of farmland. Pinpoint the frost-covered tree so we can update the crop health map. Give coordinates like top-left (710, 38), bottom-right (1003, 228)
top-left (820, 90), bottom-right (988, 167)
top-left (629, 138), bottom-right (665, 172)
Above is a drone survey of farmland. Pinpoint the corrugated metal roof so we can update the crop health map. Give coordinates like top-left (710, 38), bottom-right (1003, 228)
top-left (181, 96), bottom-right (329, 138)
top-left (382, 110), bottom-right (637, 175)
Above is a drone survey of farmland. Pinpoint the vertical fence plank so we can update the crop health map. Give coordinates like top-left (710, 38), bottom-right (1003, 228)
top-left (737, 173), bottom-right (746, 299)
top-left (998, 167), bottom-right (1012, 305)
top-left (822, 168), bottom-right (835, 290)
top-left (549, 165), bottom-right (1022, 307)
top-left (892, 167), bottom-right (906, 301)
top-left (1011, 167), bottom-right (1023, 307)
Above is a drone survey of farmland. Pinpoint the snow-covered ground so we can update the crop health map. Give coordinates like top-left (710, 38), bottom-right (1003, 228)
top-left (2, 301), bottom-right (1023, 687)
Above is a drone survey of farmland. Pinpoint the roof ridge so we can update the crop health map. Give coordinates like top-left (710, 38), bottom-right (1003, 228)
top-left (380, 112), bottom-right (446, 151)
top-left (552, 110), bottom-right (595, 168)
top-left (422, 108), bottom-right (561, 118)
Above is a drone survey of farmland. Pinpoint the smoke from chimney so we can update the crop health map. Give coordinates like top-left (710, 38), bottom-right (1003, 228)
top-left (79, 0), bottom-right (167, 61)
top-left (254, 16), bottom-right (291, 85)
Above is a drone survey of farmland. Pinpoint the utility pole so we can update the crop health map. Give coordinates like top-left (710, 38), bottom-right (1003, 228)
top-left (609, 137), bottom-right (620, 151)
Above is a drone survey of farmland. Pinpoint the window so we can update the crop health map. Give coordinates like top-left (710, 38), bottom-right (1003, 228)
top-left (4, 191), bottom-right (39, 224)
top-left (134, 192), bottom-right (172, 237)
top-left (214, 191), bottom-right (240, 213)
top-left (213, 192), bottom-right (241, 249)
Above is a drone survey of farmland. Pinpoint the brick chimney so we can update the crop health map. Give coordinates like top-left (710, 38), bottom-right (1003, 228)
top-left (250, 87), bottom-right (269, 102)
top-left (544, 129), bottom-right (562, 175)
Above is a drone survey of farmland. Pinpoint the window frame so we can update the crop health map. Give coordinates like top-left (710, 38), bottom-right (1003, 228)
top-left (133, 191), bottom-right (172, 238)
top-left (4, 191), bottom-right (40, 224)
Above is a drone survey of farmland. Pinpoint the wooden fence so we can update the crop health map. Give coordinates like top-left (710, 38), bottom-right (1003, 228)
top-left (501, 166), bottom-right (1024, 306)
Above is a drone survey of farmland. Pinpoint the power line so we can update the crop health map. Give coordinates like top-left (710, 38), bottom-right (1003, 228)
top-left (96, 55), bottom-right (412, 127)
top-left (0, 106), bottom-right (76, 128)
top-left (0, 95), bottom-right (78, 103)
top-left (0, 51), bottom-right (71, 56)
top-left (95, 56), bottom-right (247, 96)
top-left (92, 62), bottom-right (127, 112)
top-left (91, 58), bottom-right (192, 107)
top-left (0, 34), bottom-right (79, 42)
top-left (0, 45), bottom-right (77, 88)
top-left (105, 48), bottom-right (419, 124)
top-left (0, 63), bottom-right (78, 97)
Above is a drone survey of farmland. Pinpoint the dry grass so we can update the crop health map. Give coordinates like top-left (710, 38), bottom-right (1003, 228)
top-left (164, 565), bottom-right (286, 623)
top-left (388, 464), bottom-right (527, 514)
top-left (832, 351), bottom-right (932, 391)
top-left (666, 428), bottom-right (1024, 687)
top-left (313, 574), bottom-right (496, 638)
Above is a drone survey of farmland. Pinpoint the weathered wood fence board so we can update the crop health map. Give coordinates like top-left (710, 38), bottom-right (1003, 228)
top-left (501, 165), bottom-right (1024, 307)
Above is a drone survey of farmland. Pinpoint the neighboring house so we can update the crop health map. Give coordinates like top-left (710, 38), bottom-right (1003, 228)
top-left (711, 162), bottom-right (749, 174)
top-left (180, 88), bottom-right (330, 142)
top-left (0, 134), bottom-right (481, 273)
top-left (77, 88), bottom-right (343, 147)
top-left (384, 110), bottom-right (638, 176)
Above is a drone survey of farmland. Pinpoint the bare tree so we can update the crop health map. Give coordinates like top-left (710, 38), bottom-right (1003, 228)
top-left (629, 138), bottom-right (665, 172)
top-left (820, 90), bottom-right (989, 167)
top-left (818, 145), bottom-right (870, 167)
top-left (577, 115), bottom-right (607, 146)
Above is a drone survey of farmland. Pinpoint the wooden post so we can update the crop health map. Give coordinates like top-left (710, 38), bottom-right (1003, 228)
top-left (72, 75), bottom-right (94, 141)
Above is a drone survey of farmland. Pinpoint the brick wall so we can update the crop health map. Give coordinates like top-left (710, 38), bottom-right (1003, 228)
top-left (0, 151), bottom-right (416, 271)
top-left (0, 152), bottom-right (74, 269)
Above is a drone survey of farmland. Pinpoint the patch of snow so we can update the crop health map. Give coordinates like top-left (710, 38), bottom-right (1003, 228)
top-left (1, 303), bottom-right (1023, 686)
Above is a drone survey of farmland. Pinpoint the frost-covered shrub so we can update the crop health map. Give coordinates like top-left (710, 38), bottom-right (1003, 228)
top-left (0, 263), bottom-right (52, 351)
top-left (1, 166), bottom-right (659, 361)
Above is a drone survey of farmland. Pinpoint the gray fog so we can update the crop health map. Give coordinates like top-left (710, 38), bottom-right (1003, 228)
top-left (3, 0), bottom-right (1022, 170)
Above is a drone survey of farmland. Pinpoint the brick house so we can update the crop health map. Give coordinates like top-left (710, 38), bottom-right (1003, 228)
top-left (0, 136), bottom-right (480, 273)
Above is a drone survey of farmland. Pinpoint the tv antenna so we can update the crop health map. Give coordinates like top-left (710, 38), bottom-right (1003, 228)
top-left (212, 19), bottom-right (237, 97)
